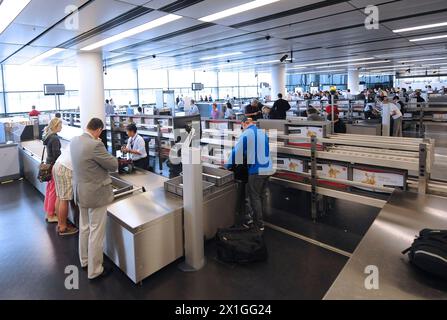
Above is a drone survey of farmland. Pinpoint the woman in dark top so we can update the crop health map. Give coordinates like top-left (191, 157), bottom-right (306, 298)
top-left (43, 118), bottom-right (63, 223)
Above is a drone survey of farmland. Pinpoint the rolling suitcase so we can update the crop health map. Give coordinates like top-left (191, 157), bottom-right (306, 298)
top-left (216, 227), bottom-right (268, 264)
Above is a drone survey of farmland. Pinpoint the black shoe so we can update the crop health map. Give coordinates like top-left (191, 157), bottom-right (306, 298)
top-left (89, 265), bottom-right (113, 280)
top-left (242, 219), bottom-right (254, 229)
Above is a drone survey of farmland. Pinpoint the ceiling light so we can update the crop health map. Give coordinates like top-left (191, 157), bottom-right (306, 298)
top-left (315, 60), bottom-right (390, 69)
top-left (24, 48), bottom-right (65, 65)
top-left (288, 69), bottom-right (346, 74)
top-left (0, 0), bottom-right (31, 34)
top-left (409, 34), bottom-right (447, 42)
top-left (399, 57), bottom-right (447, 63)
top-left (393, 22), bottom-right (447, 33)
top-left (81, 14), bottom-right (182, 51)
top-left (199, 52), bottom-right (242, 61)
top-left (289, 57), bottom-right (374, 69)
top-left (255, 60), bottom-right (282, 65)
top-left (199, 0), bottom-right (280, 22)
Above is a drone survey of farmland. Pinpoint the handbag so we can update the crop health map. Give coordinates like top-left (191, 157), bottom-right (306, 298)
top-left (37, 146), bottom-right (53, 182)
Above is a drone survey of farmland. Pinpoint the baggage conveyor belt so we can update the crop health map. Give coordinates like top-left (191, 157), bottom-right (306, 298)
top-left (324, 190), bottom-right (447, 300)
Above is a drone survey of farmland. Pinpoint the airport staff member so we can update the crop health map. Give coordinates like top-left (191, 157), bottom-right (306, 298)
top-left (225, 117), bottom-right (273, 231)
top-left (121, 123), bottom-right (148, 170)
top-left (270, 93), bottom-right (291, 119)
top-left (188, 99), bottom-right (200, 116)
top-left (244, 99), bottom-right (263, 121)
top-left (70, 118), bottom-right (118, 280)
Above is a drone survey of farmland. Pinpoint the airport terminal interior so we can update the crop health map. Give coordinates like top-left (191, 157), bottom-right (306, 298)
top-left (1, 0), bottom-right (447, 300)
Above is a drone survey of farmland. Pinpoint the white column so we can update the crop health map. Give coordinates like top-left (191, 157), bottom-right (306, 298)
top-left (347, 69), bottom-right (360, 94)
top-left (77, 52), bottom-right (105, 129)
top-left (271, 64), bottom-right (286, 100)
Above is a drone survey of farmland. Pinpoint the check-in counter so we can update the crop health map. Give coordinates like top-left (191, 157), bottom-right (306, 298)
top-left (19, 139), bottom-right (238, 284)
top-left (346, 120), bottom-right (382, 136)
top-left (0, 143), bottom-right (21, 182)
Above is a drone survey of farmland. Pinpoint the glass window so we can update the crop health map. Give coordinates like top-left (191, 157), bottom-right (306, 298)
top-left (196, 71), bottom-right (218, 88)
top-left (105, 89), bottom-right (138, 106)
top-left (6, 92), bottom-right (56, 112)
top-left (219, 72), bottom-right (238, 87)
top-left (239, 72), bottom-right (257, 86)
top-left (57, 67), bottom-right (79, 90)
top-left (218, 87), bottom-right (238, 99)
top-left (168, 70), bottom-right (194, 88)
top-left (59, 91), bottom-right (80, 110)
top-left (138, 69), bottom-right (168, 89)
top-left (104, 68), bottom-right (137, 90)
top-left (4, 65), bottom-right (57, 91)
top-left (239, 87), bottom-right (258, 98)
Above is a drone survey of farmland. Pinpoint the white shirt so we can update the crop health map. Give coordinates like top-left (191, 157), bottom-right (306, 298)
top-left (126, 134), bottom-right (147, 161)
top-left (389, 103), bottom-right (403, 120)
top-left (55, 147), bottom-right (73, 171)
top-left (188, 104), bottom-right (200, 115)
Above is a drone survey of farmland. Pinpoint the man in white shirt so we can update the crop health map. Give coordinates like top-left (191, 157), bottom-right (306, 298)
top-left (188, 99), bottom-right (200, 116)
top-left (121, 123), bottom-right (148, 170)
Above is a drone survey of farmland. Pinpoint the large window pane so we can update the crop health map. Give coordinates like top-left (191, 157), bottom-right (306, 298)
top-left (218, 87), bottom-right (238, 99)
top-left (138, 69), bottom-right (168, 89)
top-left (6, 92), bottom-right (56, 113)
top-left (104, 68), bottom-right (137, 90)
top-left (4, 65), bottom-right (57, 91)
top-left (168, 70), bottom-right (194, 88)
top-left (105, 89), bottom-right (138, 106)
top-left (59, 91), bottom-right (80, 110)
top-left (57, 67), bottom-right (79, 90)
top-left (196, 71), bottom-right (217, 87)
top-left (239, 87), bottom-right (258, 98)
top-left (239, 72), bottom-right (257, 86)
top-left (219, 72), bottom-right (238, 87)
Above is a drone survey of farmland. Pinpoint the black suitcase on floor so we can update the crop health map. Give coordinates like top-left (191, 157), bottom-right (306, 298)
top-left (216, 227), bottom-right (268, 264)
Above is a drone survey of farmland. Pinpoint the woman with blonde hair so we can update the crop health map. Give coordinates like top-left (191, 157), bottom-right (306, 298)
top-left (42, 117), bottom-right (63, 223)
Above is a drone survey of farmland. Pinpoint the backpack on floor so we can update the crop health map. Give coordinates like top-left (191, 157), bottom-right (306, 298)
top-left (402, 229), bottom-right (447, 280)
top-left (216, 227), bottom-right (267, 264)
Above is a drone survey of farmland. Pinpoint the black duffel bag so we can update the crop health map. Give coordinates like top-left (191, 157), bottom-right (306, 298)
top-left (216, 227), bottom-right (267, 264)
top-left (402, 229), bottom-right (447, 280)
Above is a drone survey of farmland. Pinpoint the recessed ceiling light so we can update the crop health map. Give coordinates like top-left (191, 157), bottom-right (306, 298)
top-left (24, 48), bottom-right (65, 66)
top-left (409, 34), bottom-right (447, 42)
top-left (315, 60), bottom-right (390, 69)
top-left (289, 57), bottom-right (374, 69)
top-left (81, 14), bottom-right (182, 51)
top-left (398, 57), bottom-right (447, 64)
top-left (393, 22), bottom-right (447, 33)
top-left (0, 0), bottom-right (32, 34)
top-left (199, 52), bottom-right (243, 61)
top-left (199, 0), bottom-right (280, 22)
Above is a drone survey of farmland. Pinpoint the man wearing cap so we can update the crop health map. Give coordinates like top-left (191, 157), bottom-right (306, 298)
top-left (225, 117), bottom-right (273, 231)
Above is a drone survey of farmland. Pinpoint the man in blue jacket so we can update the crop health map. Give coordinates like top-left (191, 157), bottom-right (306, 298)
top-left (225, 117), bottom-right (273, 231)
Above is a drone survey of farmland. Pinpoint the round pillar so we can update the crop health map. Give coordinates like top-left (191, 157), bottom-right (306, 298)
top-left (271, 64), bottom-right (286, 100)
top-left (347, 69), bottom-right (360, 94)
top-left (77, 52), bottom-right (105, 128)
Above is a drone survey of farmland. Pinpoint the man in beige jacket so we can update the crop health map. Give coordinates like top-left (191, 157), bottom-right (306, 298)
top-left (70, 118), bottom-right (118, 280)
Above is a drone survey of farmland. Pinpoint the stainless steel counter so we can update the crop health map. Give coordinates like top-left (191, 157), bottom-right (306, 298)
top-left (324, 191), bottom-right (447, 300)
top-left (107, 186), bottom-right (183, 233)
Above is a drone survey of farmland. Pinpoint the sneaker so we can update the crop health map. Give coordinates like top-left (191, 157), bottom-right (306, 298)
top-left (258, 223), bottom-right (265, 232)
top-left (45, 215), bottom-right (58, 223)
top-left (242, 219), bottom-right (254, 229)
top-left (58, 225), bottom-right (78, 236)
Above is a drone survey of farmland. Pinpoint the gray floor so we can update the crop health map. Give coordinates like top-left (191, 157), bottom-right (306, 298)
top-left (0, 179), bottom-right (349, 300)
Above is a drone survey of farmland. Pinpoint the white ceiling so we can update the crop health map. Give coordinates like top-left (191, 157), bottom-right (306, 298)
top-left (0, 0), bottom-right (447, 76)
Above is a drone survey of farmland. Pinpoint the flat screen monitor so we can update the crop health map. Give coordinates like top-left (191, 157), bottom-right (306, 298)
top-left (44, 84), bottom-right (66, 95)
top-left (191, 83), bottom-right (204, 91)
